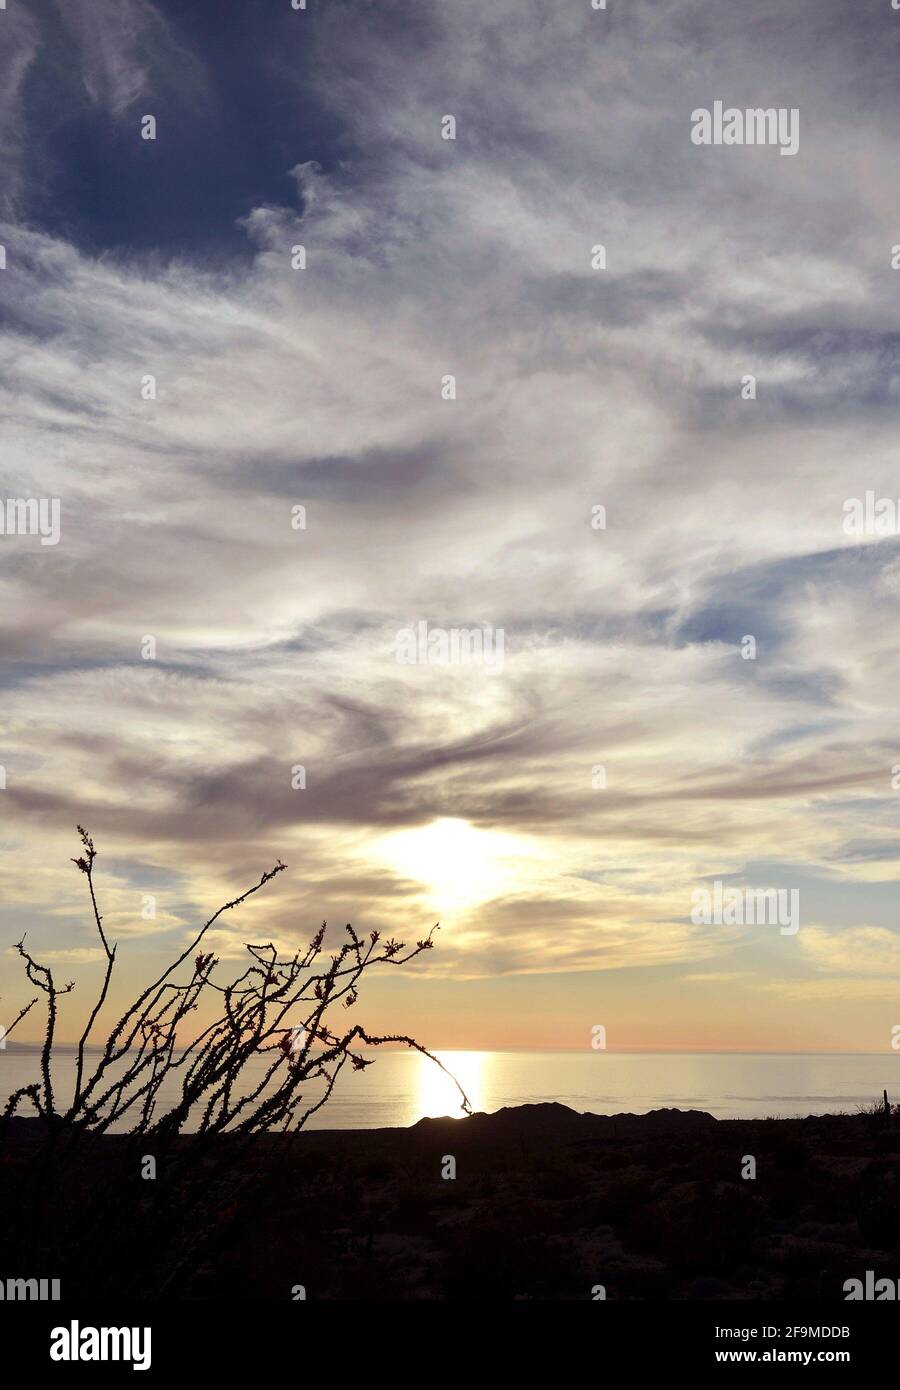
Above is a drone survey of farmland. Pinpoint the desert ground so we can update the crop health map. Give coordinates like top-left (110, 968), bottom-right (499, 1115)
top-left (4, 1101), bottom-right (899, 1300)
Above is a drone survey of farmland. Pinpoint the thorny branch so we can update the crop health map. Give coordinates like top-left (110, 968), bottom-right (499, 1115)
top-left (2, 829), bottom-right (471, 1149)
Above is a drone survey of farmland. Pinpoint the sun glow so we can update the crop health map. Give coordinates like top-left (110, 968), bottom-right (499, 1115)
top-left (378, 817), bottom-right (524, 910)
top-left (416, 1050), bottom-right (487, 1120)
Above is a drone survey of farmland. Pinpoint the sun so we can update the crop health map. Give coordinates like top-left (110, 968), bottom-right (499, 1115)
top-left (378, 817), bottom-right (522, 910)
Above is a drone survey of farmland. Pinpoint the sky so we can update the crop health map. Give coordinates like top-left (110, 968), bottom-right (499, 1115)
top-left (2, 0), bottom-right (900, 1054)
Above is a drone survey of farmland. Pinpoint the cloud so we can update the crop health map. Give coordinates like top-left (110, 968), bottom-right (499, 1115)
top-left (52, 0), bottom-right (196, 118)
top-left (0, 5), bottom-right (40, 217)
top-left (797, 925), bottom-right (900, 978)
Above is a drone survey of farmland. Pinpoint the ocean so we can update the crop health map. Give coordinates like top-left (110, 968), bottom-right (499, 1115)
top-left (3, 1046), bottom-right (898, 1131)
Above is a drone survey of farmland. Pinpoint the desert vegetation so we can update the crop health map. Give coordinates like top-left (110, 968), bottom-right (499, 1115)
top-left (0, 827), bottom-right (468, 1296)
top-left (2, 826), bottom-right (468, 1143)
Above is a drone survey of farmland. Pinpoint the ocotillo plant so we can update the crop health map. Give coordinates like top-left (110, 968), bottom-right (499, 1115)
top-left (2, 826), bottom-right (470, 1144)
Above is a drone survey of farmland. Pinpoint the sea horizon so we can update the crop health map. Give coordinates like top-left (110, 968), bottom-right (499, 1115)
top-left (5, 1045), bottom-right (898, 1129)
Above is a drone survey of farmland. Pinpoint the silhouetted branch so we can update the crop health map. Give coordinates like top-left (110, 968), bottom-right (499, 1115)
top-left (71, 826), bottom-right (116, 1109)
top-left (4, 830), bottom-right (464, 1151)
top-left (14, 935), bottom-right (74, 1120)
top-left (3, 995), bottom-right (39, 1041)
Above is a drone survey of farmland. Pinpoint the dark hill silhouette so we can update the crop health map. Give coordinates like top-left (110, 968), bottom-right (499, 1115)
top-left (4, 1098), bottom-right (899, 1300)
top-left (410, 1102), bottom-right (717, 1135)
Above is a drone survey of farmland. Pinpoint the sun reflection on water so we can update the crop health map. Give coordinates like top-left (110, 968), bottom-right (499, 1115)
top-left (415, 1050), bottom-right (487, 1120)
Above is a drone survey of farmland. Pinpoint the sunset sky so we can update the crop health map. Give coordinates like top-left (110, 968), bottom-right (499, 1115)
top-left (3, 0), bottom-right (900, 1054)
